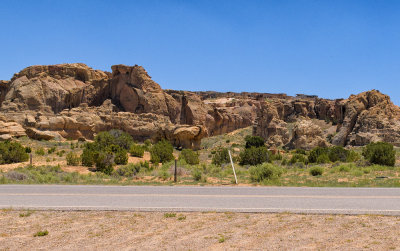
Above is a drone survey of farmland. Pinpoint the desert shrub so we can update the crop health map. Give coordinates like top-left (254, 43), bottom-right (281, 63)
top-left (308, 147), bottom-right (329, 163)
top-left (80, 131), bottom-right (131, 169)
top-left (179, 149), bottom-right (199, 165)
top-left (108, 145), bottom-right (128, 165)
top-left (362, 142), bottom-right (396, 166)
top-left (212, 148), bottom-right (230, 166)
top-left (5, 171), bottom-right (28, 181)
top-left (239, 147), bottom-right (269, 166)
top-left (316, 153), bottom-right (330, 164)
top-left (309, 146), bottom-right (360, 164)
top-left (309, 166), bottom-right (324, 176)
top-left (129, 144), bottom-right (144, 158)
top-left (270, 153), bottom-right (283, 161)
top-left (56, 150), bottom-right (65, 157)
top-left (281, 158), bottom-right (288, 166)
top-left (0, 141), bottom-right (29, 164)
top-left (150, 140), bottom-right (174, 164)
top-left (25, 147), bottom-right (32, 153)
top-left (294, 149), bottom-right (307, 155)
top-left (47, 147), bottom-right (56, 154)
top-left (191, 168), bottom-right (202, 181)
top-left (94, 152), bottom-right (114, 175)
top-left (144, 139), bottom-right (152, 148)
top-left (328, 146), bottom-right (348, 162)
top-left (81, 143), bottom-right (97, 167)
top-left (66, 152), bottom-right (80, 166)
top-left (95, 130), bottom-right (133, 150)
top-left (289, 154), bottom-right (308, 165)
top-left (35, 148), bottom-right (45, 156)
top-left (244, 136), bottom-right (265, 149)
top-left (249, 163), bottom-right (283, 182)
top-left (115, 163), bottom-right (141, 177)
top-left (158, 169), bottom-right (171, 180)
top-left (346, 150), bottom-right (360, 162)
top-left (34, 230), bottom-right (48, 237)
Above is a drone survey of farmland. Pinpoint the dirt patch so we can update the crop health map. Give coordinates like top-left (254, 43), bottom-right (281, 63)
top-left (128, 152), bottom-right (151, 164)
top-left (61, 166), bottom-right (91, 174)
top-left (0, 211), bottom-right (399, 250)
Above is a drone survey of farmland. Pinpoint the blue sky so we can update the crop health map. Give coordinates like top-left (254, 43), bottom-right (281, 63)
top-left (1, 0), bottom-right (399, 104)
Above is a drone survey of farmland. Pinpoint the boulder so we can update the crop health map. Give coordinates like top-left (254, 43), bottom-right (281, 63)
top-left (25, 128), bottom-right (61, 141)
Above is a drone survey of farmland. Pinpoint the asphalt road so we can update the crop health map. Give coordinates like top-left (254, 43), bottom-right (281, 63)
top-left (1, 185), bottom-right (400, 215)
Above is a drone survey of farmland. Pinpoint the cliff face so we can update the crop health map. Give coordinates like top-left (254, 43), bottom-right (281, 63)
top-left (0, 63), bottom-right (399, 149)
top-left (254, 90), bottom-right (400, 149)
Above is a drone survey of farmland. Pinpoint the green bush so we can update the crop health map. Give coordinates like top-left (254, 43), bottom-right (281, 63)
top-left (95, 130), bottom-right (133, 150)
top-left (249, 163), bottom-right (283, 182)
top-left (294, 149), bottom-right (307, 155)
top-left (308, 147), bottom-right (328, 163)
top-left (66, 152), bottom-right (80, 166)
top-left (0, 141), bottom-right (29, 164)
top-left (143, 139), bottom-right (152, 151)
top-left (244, 136), bottom-right (265, 149)
top-left (108, 145), bottom-right (128, 165)
top-left (115, 163), bottom-right (141, 177)
top-left (346, 150), bottom-right (360, 162)
top-left (129, 144), bottom-right (144, 158)
top-left (150, 140), bottom-right (174, 164)
top-left (212, 148), bottom-right (230, 166)
top-left (81, 143), bottom-right (97, 167)
top-left (309, 166), bottom-right (324, 176)
top-left (80, 131), bottom-right (131, 170)
top-left (47, 147), bottom-right (56, 154)
top-left (328, 146), bottom-right (348, 162)
top-left (270, 153), bottom-right (283, 161)
top-left (362, 142), bottom-right (396, 166)
top-left (35, 148), bottom-right (45, 156)
top-left (191, 168), bottom-right (202, 181)
top-left (94, 152), bottom-right (114, 175)
top-left (308, 146), bottom-right (360, 164)
top-left (316, 153), bottom-right (330, 164)
top-left (25, 147), bottom-right (32, 153)
top-left (289, 154), bottom-right (308, 165)
top-left (239, 147), bottom-right (269, 166)
top-left (179, 149), bottom-right (199, 165)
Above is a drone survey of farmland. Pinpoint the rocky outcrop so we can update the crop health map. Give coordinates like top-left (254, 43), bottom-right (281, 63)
top-left (1, 63), bottom-right (398, 150)
top-left (0, 64), bottom-right (110, 113)
top-left (255, 90), bottom-right (400, 149)
top-left (0, 120), bottom-right (26, 137)
top-left (287, 120), bottom-right (328, 150)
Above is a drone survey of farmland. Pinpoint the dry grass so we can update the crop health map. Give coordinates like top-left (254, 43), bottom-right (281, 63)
top-left (0, 210), bottom-right (399, 250)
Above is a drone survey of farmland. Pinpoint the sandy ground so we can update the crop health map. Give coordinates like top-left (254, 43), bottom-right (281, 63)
top-left (0, 211), bottom-right (399, 251)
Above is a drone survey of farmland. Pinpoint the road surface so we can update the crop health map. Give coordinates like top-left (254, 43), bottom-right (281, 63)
top-left (1, 185), bottom-right (400, 215)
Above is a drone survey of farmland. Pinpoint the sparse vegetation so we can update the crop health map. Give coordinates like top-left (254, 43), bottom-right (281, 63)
top-left (249, 163), bottom-right (284, 182)
top-left (179, 149), bottom-right (200, 165)
top-left (150, 140), bottom-right (174, 164)
top-left (129, 144), bottom-right (145, 158)
top-left (239, 147), bottom-right (269, 166)
top-left (0, 141), bottom-right (29, 164)
top-left (309, 166), bottom-right (324, 176)
top-left (66, 152), bottom-right (80, 166)
top-left (362, 142), bottom-right (396, 166)
top-left (212, 148), bottom-right (230, 166)
top-left (0, 126), bottom-right (399, 187)
top-left (33, 230), bottom-right (48, 237)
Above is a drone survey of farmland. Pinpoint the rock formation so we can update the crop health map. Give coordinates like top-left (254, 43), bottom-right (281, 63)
top-left (254, 90), bottom-right (400, 149)
top-left (0, 63), bottom-right (398, 150)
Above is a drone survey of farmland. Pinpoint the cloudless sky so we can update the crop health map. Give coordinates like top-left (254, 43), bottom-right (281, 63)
top-left (1, 0), bottom-right (399, 104)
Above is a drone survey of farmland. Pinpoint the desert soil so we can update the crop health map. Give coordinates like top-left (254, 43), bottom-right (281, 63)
top-left (0, 211), bottom-right (399, 250)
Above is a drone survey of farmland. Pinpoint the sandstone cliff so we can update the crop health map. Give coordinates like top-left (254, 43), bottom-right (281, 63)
top-left (0, 63), bottom-right (398, 150)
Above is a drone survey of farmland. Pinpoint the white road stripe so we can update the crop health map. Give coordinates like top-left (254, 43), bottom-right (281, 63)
top-left (1, 193), bottom-right (400, 199)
